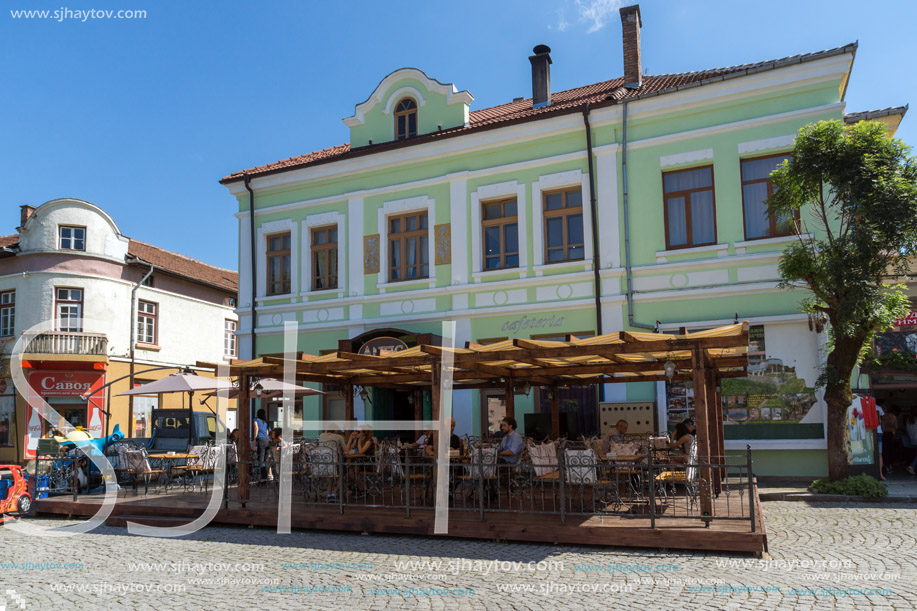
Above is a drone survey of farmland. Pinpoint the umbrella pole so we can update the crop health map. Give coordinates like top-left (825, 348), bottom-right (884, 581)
top-left (238, 373), bottom-right (251, 505)
top-left (189, 391), bottom-right (195, 448)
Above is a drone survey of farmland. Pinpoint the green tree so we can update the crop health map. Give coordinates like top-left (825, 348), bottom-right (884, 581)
top-left (769, 119), bottom-right (917, 480)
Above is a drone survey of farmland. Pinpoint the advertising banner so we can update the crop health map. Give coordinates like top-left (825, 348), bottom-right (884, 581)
top-left (23, 370), bottom-right (106, 459)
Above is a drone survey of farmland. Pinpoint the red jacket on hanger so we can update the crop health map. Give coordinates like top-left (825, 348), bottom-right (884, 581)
top-left (861, 396), bottom-right (879, 430)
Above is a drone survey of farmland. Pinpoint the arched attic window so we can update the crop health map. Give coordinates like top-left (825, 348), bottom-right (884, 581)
top-left (394, 98), bottom-right (417, 140)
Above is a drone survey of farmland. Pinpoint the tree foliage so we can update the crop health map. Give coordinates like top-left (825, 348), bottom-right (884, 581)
top-left (769, 119), bottom-right (917, 478)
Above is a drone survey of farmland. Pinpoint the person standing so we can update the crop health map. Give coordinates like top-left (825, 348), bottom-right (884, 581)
top-left (882, 408), bottom-right (898, 475)
top-left (252, 408), bottom-right (271, 482)
top-left (905, 416), bottom-right (917, 475)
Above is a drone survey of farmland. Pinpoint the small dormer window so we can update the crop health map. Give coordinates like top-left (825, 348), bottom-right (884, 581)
top-left (59, 226), bottom-right (86, 251)
top-left (394, 98), bottom-right (417, 140)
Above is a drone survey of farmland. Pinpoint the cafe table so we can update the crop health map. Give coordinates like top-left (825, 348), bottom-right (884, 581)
top-left (147, 452), bottom-right (199, 491)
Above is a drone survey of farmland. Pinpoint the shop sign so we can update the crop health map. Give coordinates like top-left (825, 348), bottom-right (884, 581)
top-left (893, 311), bottom-right (917, 327)
top-left (29, 372), bottom-right (102, 397)
top-left (500, 314), bottom-right (565, 335)
top-left (358, 337), bottom-right (409, 356)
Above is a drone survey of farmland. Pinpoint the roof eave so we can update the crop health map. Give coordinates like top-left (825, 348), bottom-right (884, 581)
top-left (126, 255), bottom-right (239, 294)
top-left (221, 42), bottom-right (859, 185)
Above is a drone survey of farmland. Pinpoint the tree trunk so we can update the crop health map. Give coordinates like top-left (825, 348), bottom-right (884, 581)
top-left (823, 380), bottom-right (852, 481)
top-left (823, 334), bottom-right (864, 481)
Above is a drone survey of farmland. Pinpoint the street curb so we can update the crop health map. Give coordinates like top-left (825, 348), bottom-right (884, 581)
top-left (758, 492), bottom-right (917, 503)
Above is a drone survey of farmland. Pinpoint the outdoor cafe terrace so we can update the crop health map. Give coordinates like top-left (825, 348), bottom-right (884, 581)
top-left (32, 323), bottom-right (768, 554)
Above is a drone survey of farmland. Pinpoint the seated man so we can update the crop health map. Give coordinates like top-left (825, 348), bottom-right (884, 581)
top-left (497, 417), bottom-right (523, 464)
top-left (318, 425), bottom-right (347, 451)
top-left (408, 429), bottom-right (433, 450)
top-left (424, 418), bottom-right (462, 458)
top-left (424, 418), bottom-right (463, 501)
top-left (602, 419), bottom-right (629, 454)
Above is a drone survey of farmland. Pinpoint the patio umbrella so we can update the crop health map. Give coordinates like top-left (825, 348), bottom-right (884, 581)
top-left (203, 378), bottom-right (323, 400)
top-left (116, 373), bottom-right (236, 404)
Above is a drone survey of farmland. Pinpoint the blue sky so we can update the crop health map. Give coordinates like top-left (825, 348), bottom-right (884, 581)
top-left (3, 0), bottom-right (914, 271)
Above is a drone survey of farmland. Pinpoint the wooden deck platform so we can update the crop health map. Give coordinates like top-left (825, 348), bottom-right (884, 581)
top-left (32, 481), bottom-right (767, 555)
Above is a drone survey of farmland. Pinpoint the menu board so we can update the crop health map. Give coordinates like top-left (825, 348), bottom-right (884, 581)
top-left (665, 381), bottom-right (694, 432)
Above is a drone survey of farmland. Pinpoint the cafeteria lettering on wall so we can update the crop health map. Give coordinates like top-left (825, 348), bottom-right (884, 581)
top-left (501, 314), bottom-right (565, 335)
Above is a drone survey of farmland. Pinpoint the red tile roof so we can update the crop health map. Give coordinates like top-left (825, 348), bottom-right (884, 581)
top-left (0, 234), bottom-right (236, 292)
top-left (127, 239), bottom-right (238, 293)
top-left (222, 44), bottom-right (857, 184)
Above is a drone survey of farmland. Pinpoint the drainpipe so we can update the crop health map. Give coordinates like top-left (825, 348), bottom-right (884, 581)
top-left (244, 174), bottom-right (258, 359)
top-left (621, 99), bottom-right (654, 331)
top-left (129, 260), bottom-right (155, 436)
top-left (582, 103), bottom-right (604, 403)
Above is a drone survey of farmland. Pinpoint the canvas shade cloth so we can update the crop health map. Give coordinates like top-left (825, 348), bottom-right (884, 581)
top-left (202, 378), bottom-right (323, 400)
top-left (116, 373), bottom-right (236, 396)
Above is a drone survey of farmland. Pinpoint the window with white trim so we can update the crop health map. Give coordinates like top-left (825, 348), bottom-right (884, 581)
top-left (311, 226), bottom-right (338, 290)
top-left (136, 300), bottom-right (157, 345)
top-left (55, 288), bottom-right (83, 332)
top-left (0, 396), bottom-right (12, 446)
top-left (388, 211), bottom-right (429, 281)
top-left (394, 98), bottom-right (417, 140)
top-left (59, 226), bottom-right (86, 251)
top-left (482, 198), bottom-right (519, 270)
top-left (224, 319), bottom-right (237, 358)
top-left (0, 291), bottom-right (14, 337)
top-left (266, 232), bottom-right (292, 295)
top-left (543, 188), bottom-right (584, 263)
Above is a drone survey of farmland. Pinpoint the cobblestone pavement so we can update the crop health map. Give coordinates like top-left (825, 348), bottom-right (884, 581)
top-left (0, 502), bottom-right (914, 610)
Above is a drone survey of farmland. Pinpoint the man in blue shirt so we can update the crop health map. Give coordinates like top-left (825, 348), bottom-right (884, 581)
top-left (497, 417), bottom-right (523, 464)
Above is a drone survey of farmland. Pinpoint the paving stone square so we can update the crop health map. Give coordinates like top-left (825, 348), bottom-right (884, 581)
top-left (0, 501), bottom-right (914, 609)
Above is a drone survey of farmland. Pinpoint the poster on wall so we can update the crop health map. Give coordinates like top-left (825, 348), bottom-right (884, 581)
top-left (846, 397), bottom-right (875, 465)
top-left (720, 325), bottom-right (822, 440)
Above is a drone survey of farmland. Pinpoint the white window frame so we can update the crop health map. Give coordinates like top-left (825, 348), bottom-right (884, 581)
top-left (256, 219), bottom-right (298, 300)
top-left (0, 291), bottom-right (14, 337)
top-left (470, 180), bottom-right (527, 282)
top-left (136, 300), bottom-right (157, 345)
top-left (0, 395), bottom-right (13, 447)
top-left (55, 288), bottom-right (83, 332)
top-left (531, 169), bottom-right (594, 275)
top-left (376, 195), bottom-right (436, 292)
top-left (59, 226), bottom-right (86, 251)
top-left (301, 211), bottom-right (346, 298)
top-left (224, 319), bottom-right (237, 358)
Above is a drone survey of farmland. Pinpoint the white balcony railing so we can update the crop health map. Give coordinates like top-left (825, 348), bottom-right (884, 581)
top-left (24, 332), bottom-right (108, 356)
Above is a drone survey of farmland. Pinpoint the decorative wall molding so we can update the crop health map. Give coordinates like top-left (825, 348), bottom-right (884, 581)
top-left (659, 148), bottom-right (714, 168)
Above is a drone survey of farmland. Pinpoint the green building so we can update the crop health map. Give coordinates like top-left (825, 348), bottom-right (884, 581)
top-left (220, 5), bottom-right (906, 477)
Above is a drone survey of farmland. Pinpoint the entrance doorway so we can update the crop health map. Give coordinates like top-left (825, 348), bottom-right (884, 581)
top-left (368, 388), bottom-right (422, 442)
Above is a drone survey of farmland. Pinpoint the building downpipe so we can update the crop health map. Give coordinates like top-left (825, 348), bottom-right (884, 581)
top-left (582, 103), bottom-right (605, 401)
top-left (129, 259), bottom-right (155, 433)
top-left (621, 99), bottom-right (654, 331)
top-left (244, 174), bottom-right (257, 359)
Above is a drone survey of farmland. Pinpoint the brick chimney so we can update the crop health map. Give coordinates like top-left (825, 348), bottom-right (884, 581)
top-left (620, 4), bottom-right (642, 89)
top-left (19, 205), bottom-right (35, 230)
top-left (529, 44), bottom-right (552, 108)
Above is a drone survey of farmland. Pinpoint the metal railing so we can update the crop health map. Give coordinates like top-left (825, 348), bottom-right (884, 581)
top-left (24, 332), bottom-right (108, 356)
top-left (57, 440), bottom-right (758, 532)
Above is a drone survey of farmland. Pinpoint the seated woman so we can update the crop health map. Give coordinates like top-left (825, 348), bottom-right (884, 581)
top-left (344, 426), bottom-right (376, 456)
top-left (344, 426), bottom-right (376, 495)
top-left (669, 422), bottom-right (695, 464)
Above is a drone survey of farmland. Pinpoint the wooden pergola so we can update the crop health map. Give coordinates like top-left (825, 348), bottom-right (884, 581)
top-left (203, 322), bottom-right (749, 509)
